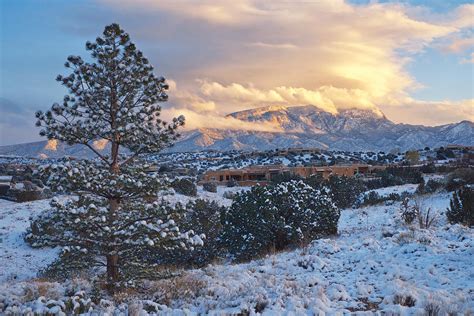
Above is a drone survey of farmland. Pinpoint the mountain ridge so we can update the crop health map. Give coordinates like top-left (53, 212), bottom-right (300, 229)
top-left (0, 105), bottom-right (472, 158)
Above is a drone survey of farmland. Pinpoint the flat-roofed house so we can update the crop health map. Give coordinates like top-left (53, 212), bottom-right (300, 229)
top-left (201, 164), bottom-right (382, 186)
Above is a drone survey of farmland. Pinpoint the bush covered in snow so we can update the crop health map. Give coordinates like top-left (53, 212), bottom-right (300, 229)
top-left (157, 199), bottom-right (226, 267)
top-left (171, 178), bottom-right (197, 196)
top-left (202, 182), bottom-right (217, 193)
top-left (324, 175), bottom-right (366, 209)
top-left (447, 187), bottom-right (473, 227)
top-left (221, 180), bottom-right (339, 260)
top-left (417, 178), bottom-right (444, 194)
top-left (361, 191), bottom-right (407, 206)
top-left (281, 174), bottom-right (365, 209)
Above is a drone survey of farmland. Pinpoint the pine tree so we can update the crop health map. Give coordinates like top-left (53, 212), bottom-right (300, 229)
top-left (447, 187), bottom-right (473, 226)
top-left (28, 24), bottom-right (203, 288)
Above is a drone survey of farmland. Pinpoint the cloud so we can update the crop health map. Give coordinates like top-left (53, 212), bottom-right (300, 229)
top-left (0, 98), bottom-right (41, 145)
top-left (247, 42), bottom-right (298, 50)
top-left (382, 98), bottom-right (474, 125)
top-left (92, 1), bottom-right (474, 127)
top-left (461, 52), bottom-right (474, 64)
top-left (443, 37), bottom-right (474, 53)
top-left (161, 107), bottom-right (284, 133)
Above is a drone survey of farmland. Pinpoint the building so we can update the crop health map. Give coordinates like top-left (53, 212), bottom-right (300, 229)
top-left (201, 164), bottom-right (383, 186)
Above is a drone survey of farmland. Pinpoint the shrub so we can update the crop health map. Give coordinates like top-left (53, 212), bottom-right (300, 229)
top-left (304, 174), bottom-right (325, 189)
top-left (165, 199), bottom-right (226, 267)
top-left (400, 199), bottom-right (437, 229)
top-left (445, 168), bottom-right (474, 191)
top-left (446, 187), bottom-right (473, 227)
top-left (222, 191), bottom-right (236, 200)
top-left (425, 179), bottom-right (443, 193)
top-left (415, 203), bottom-right (437, 229)
top-left (366, 167), bottom-right (423, 190)
top-left (202, 182), bottom-right (217, 193)
top-left (420, 163), bottom-right (436, 174)
top-left (270, 172), bottom-right (302, 184)
top-left (171, 178), bottom-right (197, 196)
top-left (415, 180), bottom-right (425, 195)
top-left (221, 180), bottom-right (339, 261)
top-left (227, 179), bottom-right (238, 187)
top-left (362, 191), bottom-right (383, 206)
top-left (324, 175), bottom-right (366, 209)
top-left (400, 198), bottom-right (416, 224)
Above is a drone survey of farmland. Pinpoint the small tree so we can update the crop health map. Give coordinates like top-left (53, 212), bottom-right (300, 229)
top-left (447, 187), bottom-right (473, 226)
top-left (405, 151), bottom-right (420, 165)
top-left (29, 24), bottom-right (202, 289)
top-left (324, 175), bottom-right (366, 209)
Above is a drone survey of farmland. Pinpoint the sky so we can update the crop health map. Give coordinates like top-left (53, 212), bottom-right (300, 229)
top-left (0, 0), bottom-right (473, 145)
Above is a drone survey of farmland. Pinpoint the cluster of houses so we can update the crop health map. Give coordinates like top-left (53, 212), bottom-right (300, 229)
top-left (200, 164), bottom-right (386, 186)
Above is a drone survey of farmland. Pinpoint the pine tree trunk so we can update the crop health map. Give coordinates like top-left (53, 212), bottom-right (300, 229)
top-left (106, 194), bottom-right (120, 291)
top-left (107, 87), bottom-right (121, 289)
top-left (106, 253), bottom-right (119, 282)
top-left (107, 145), bottom-right (120, 288)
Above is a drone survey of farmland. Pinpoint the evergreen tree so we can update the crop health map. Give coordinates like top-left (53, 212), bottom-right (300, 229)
top-left (447, 187), bottom-right (473, 226)
top-left (221, 180), bottom-right (339, 261)
top-left (324, 175), bottom-right (366, 209)
top-left (28, 24), bottom-right (202, 288)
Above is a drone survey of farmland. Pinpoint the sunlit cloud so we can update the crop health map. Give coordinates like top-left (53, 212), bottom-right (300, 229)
top-left (99, 0), bottom-right (473, 127)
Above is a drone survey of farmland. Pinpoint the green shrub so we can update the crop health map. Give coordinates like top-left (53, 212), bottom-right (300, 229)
top-left (202, 182), bottom-right (217, 193)
top-left (447, 187), bottom-right (473, 226)
top-left (445, 168), bottom-right (474, 191)
top-left (324, 175), bottom-right (366, 209)
top-left (158, 199), bottom-right (226, 267)
top-left (425, 179), bottom-right (443, 193)
top-left (361, 191), bottom-right (404, 206)
top-left (270, 172), bottom-right (302, 184)
top-left (221, 180), bottom-right (339, 261)
top-left (171, 178), bottom-right (197, 196)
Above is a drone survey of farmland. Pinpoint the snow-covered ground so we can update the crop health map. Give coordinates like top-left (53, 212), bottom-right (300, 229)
top-left (0, 199), bottom-right (59, 283)
top-left (0, 189), bottom-right (473, 314)
top-left (368, 183), bottom-right (419, 197)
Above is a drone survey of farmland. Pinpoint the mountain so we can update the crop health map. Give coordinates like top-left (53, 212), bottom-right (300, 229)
top-left (0, 140), bottom-right (113, 159)
top-left (0, 105), bottom-right (472, 158)
top-left (171, 105), bottom-right (474, 152)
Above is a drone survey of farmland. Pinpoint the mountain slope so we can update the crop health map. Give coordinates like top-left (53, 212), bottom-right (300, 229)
top-left (0, 105), bottom-right (472, 157)
top-left (174, 105), bottom-right (474, 152)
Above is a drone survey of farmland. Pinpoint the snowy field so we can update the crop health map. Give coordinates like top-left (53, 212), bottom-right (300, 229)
top-left (0, 199), bottom-right (59, 283)
top-left (0, 187), bottom-right (473, 314)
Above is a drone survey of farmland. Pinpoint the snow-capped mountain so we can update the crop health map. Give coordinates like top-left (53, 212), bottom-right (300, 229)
top-left (0, 105), bottom-right (472, 158)
top-left (172, 105), bottom-right (473, 152)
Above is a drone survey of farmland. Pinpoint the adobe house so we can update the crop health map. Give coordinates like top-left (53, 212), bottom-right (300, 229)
top-left (201, 164), bottom-right (381, 186)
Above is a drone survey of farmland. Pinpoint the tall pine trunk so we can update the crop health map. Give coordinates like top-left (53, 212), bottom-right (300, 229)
top-left (107, 192), bottom-right (120, 285)
top-left (107, 92), bottom-right (120, 287)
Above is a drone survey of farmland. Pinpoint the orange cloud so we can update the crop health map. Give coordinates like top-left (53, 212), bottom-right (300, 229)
top-left (101, 0), bottom-right (473, 126)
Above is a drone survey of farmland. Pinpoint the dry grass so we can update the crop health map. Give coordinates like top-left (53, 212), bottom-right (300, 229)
top-left (143, 273), bottom-right (207, 306)
top-left (393, 294), bottom-right (416, 307)
top-left (21, 279), bottom-right (62, 302)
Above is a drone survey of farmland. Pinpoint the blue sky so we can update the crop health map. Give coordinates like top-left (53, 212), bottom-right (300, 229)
top-left (0, 0), bottom-right (473, 145)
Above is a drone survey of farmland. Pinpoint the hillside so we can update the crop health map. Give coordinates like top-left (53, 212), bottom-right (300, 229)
top-left (1, 187), bottom-right (473, 314)
top-left (173, 105), bottom-right (474, 152)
